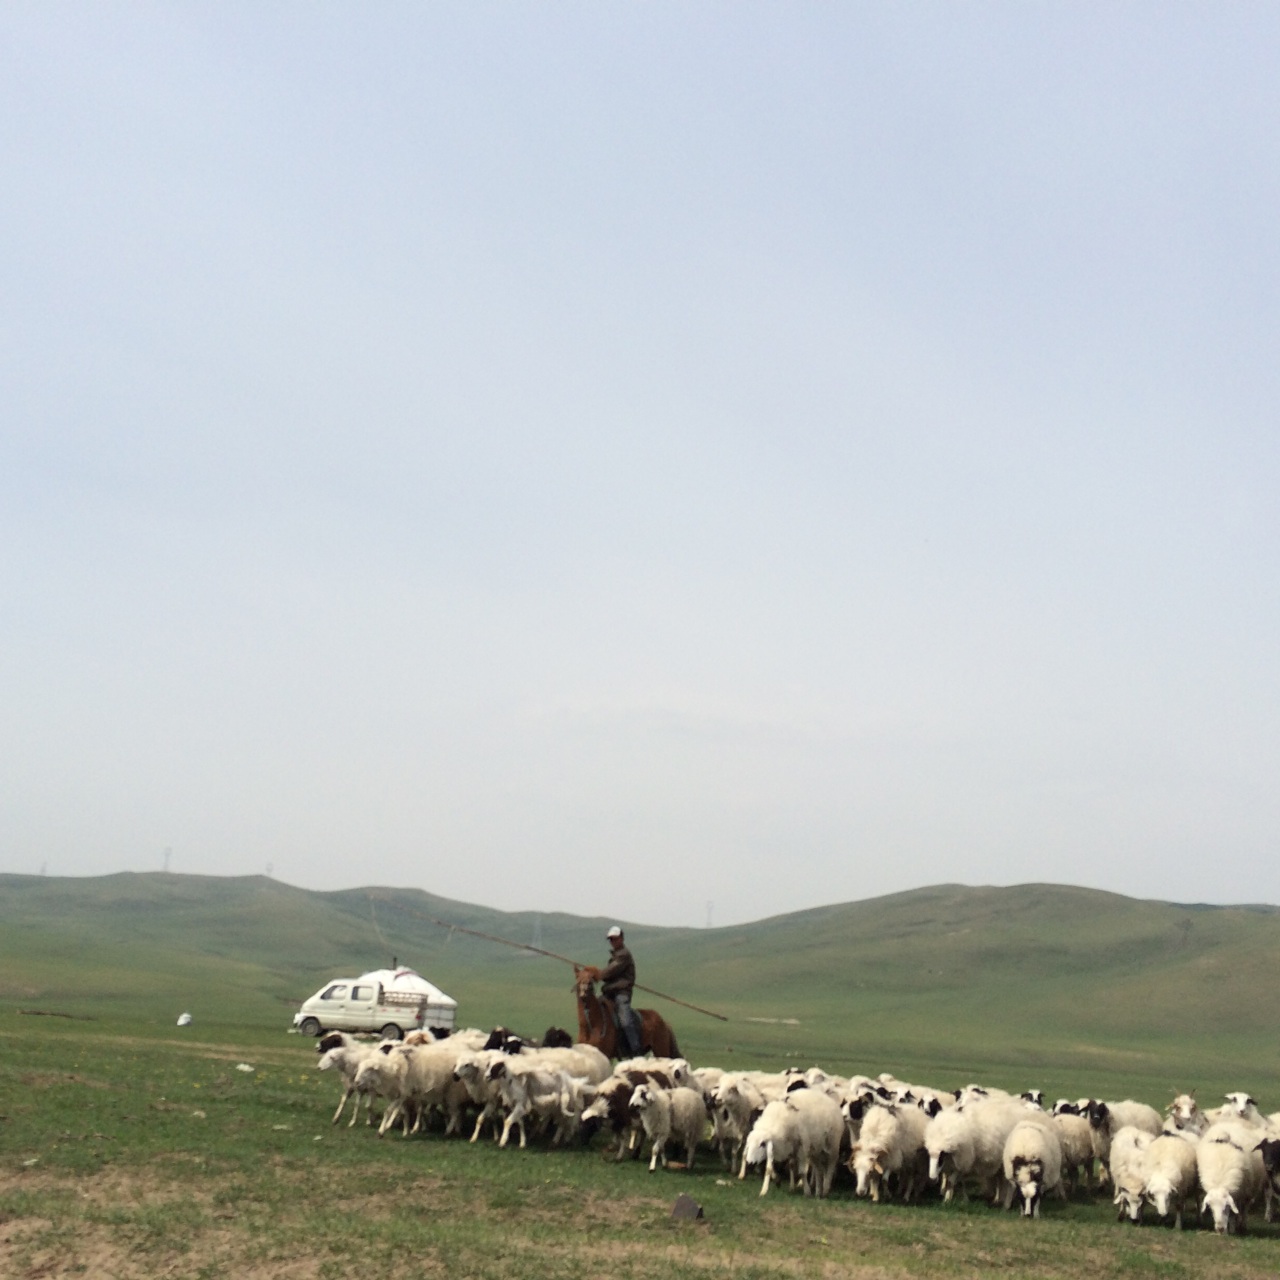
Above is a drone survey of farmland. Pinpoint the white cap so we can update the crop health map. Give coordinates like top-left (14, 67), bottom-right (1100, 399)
top-left (606, 925), bottom-right (622, 938)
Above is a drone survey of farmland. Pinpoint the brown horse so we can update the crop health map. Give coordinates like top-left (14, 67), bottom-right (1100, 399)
top-left (573, 965), bottom-right (680, 1060)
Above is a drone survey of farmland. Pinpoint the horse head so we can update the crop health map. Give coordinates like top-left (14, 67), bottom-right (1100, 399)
top-left (573, 965), bottom-right (602, 997)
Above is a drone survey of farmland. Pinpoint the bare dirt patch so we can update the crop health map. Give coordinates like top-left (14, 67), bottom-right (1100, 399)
top-left (19, 1072), bottom-right (112, 1090)
top-left (6, 1225), bottom-right (326, 1280)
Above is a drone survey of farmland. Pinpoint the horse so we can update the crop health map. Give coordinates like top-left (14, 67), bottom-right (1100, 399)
top-left (573, 965), bottom-right (681, 1059)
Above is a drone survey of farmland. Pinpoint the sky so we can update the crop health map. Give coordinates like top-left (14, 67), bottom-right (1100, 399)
top-left (3, 3), bottom-right (1278, 927)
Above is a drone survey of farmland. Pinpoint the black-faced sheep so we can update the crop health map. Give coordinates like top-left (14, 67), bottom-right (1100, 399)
top-left (1002, 1118), bottom-right (1063, 1218)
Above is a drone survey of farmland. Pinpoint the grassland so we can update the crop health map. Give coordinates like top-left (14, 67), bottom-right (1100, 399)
top-left (3, 873), bottom-right (1279, 1099)
top-left (4, 873), bottom-right (1280, 1276)
top-left (5, 1011), bottom-right (1280, 1279)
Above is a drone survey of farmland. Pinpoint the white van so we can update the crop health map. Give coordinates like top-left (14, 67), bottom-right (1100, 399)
top-left (292, 967), bottom-right (457, 1040)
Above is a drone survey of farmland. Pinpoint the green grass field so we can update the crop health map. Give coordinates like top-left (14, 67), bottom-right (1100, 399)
top-left (4, 873), bottom-right (1280, 1276)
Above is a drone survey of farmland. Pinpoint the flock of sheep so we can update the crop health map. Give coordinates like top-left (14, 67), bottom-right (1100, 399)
top-left (314, 1025), bottom-right (1280, 1236)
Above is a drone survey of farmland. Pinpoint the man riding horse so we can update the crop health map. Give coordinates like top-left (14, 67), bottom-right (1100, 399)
top-left (601, 926), bottom-right (643, 1057)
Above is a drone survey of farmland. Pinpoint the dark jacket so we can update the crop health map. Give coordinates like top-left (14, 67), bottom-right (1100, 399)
top-left (600, 943), bottom-right (635, 998)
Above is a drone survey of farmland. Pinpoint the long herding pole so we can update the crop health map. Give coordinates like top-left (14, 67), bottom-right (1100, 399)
top-left (426, 916), bottom-right (729, 1022)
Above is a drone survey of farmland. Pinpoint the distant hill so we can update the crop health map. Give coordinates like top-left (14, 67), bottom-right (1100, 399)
top-left (3, 873), bottom-right (1279, 1100)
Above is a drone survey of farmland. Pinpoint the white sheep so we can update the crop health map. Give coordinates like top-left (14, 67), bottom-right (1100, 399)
top-left (315, 1032), bottom-right (385, 1127)
top-left (944, 1097), bottom-right (1031, 1205)
top-left (1197, 1125), bottom-right (1266, 1234)
top-left (555, 1073), bottom-right (595, 1145)
top-left (615, 1056), bottom-right (691, 1087)
top-left (848, 1102), bottom-right (928, 1203)
top-left (955, 1084), bottom-right (1014, 1108)
top-left (1002, 1118), bottom-right (1063, 1218)
top-left (451, 1049), bottom-right (507, 1143)
top-left (713, 1074), bottom-right (770, 1178)
top-left (925, 1097), bottom-right (1029, 1204)
top-left (1087, 1099), bottom-right (1162, 1177)
top-left (739, 1070), bottom-right (789, 1103)
top-left (360, 1042), bottom-right (465, 1137)
top-left (785, 1087), bottom-right (845, 1198)
top-left (743, 1099), bottom-right (804, 1197)
top-left (514, 1043), bottom-right (612, 1085)
top-left (1109, 1125), bottom-right (1154, 1223)
top-left (691, 1066), bottom-right (724, 1096)
top-left (1207, 1092), bottom-right (1268, 1129)
top-left (629, 1083), bottom-right (708, 1171)
top-left (925, 1105), bottom-right (978, 1202)
top-left (1051, 1111), bottom-right (1095, 1191)
top-left (485, 1057), bottom-right (575, 1148)
top-left (1143, 1132), bottom-right (1200, 1229)
top-left (1164, 1092), bottom-right (1207, 1136)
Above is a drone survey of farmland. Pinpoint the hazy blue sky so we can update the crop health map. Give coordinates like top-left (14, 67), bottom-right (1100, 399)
top-left (3, 3), bottom-right (1278, 926)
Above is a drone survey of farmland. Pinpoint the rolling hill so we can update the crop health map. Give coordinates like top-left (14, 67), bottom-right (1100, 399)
top-left (3, 872), bottom-right (1278, 1102)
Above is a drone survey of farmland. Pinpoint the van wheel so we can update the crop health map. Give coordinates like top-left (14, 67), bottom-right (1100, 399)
top-left (300, 1017), bottom-right (321, 1037)
top-left (380, 1024), bottom-right (403, 1041)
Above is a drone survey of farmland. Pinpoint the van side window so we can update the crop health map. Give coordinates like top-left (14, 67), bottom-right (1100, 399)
top-left (321, 984), bottom-right (348, 1000)
top-left (351, 985), bottom-right (373, 1001)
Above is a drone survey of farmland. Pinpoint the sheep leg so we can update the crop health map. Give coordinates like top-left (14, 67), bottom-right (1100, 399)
top-left (444, 1106), bottom-right (462, 1138)
top-left (760, 1140), bottom-right (775, 1197)
top-left (332, 1087), bottom-right (352, 1125)
top-left (377, 1102), bottom-right (398, 1137)
top-left (505, 1100), bottom-right (529, 1150)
